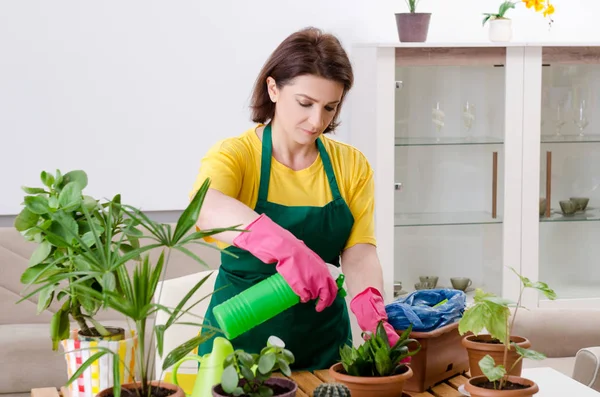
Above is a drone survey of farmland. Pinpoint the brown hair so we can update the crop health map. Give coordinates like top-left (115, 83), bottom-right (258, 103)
top-left (250, 27), bottom-right (353, 134)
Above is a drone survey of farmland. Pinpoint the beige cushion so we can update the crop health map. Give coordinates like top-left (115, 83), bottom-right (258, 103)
top-left (573, 347), bottom-right (600, 392)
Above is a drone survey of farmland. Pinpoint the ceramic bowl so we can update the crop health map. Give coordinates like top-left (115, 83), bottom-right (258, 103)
top-left (559, 200), bottom-right (578, 216)
top-left (570, 197), bottom-right (589, 211)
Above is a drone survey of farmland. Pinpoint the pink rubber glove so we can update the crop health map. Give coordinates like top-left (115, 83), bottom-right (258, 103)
top-left (232, 213), bottom-right (338, 312)
top-left (350, 287), bottom-right (410, 363)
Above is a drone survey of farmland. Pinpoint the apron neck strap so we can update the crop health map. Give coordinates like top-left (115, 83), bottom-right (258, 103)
top-left (258, 123), bottom-right (343, 202)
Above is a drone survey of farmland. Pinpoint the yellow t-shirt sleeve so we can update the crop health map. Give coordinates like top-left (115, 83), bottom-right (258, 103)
top-left (344, 152), bottom-right (377, 250)
top-left (190, 138), bottom-right (245, 200)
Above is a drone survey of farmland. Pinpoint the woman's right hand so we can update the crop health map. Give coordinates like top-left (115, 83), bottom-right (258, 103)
top-left (232, 213), bottom-right (338, 312)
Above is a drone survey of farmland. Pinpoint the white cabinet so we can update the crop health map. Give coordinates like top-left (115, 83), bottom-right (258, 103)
top-left (349, 43), bottom-right (600, 310)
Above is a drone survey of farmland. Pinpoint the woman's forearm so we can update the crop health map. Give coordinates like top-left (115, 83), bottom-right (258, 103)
top-left (196, 188), bottom-right (261, 244)
top-left (341, 243), bottom-right (384, 299)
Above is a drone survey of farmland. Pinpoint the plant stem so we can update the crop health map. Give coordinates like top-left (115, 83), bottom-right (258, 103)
top-left (501, 285), bottom-right (525, 389)
top-left (136, 319), bottom-right (147, 397)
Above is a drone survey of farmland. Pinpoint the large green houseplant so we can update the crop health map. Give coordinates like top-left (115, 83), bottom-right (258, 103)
top-left (15, 170), bottom-right (133, 347)
top-left (17, 169), bottom-right (241, 397)
top-left (329, 321), bottom-right (421, 397)
top-left (458, 267), bottom-right (556, 396)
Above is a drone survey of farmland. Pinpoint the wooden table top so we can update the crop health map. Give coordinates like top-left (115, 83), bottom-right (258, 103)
top-left (32, 370), bottom-right (470, 397)
top-left (277, 369), bottom-right (470, 397)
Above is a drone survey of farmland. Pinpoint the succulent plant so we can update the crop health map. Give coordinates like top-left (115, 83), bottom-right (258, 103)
top-left (313, 382), bottom-right (351, 397)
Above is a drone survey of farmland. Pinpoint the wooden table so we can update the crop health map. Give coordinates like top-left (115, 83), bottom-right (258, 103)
top-left (277, 369), bottom-right (470, 397)
top-left (32, 371), bottom-right (470, 397)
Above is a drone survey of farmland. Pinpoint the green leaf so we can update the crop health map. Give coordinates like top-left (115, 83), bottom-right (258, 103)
top-left (54, 169), bottom-right (63, 189)
top-left (240, 365), bottom-right (255, 381)
top-left (221, 365), bottom-right (239, 393)
top-left (155, 324), bottom-right (166, 357)
top-left (22, 186), bottom-right (46, 194)
top-left (81, 195), bottom-right (97, 212)
top-left (172, 178), bottom-right (211, 244)
top-left (61, 170), bottom-right (88, 190)
top-left (258, 386), bottom-right (274, 397)
top-left (58, 182), bottom-right (82, 212)
top-left (49, 306), bottom-right (70, 350)
top-left (25, 195), bottom-right (50, 215)
top-left (36, 285), bottom-right (55, 314)
top-left (41, 171), bottom-right (55, 188)
top-left (29, 241), bottom-right (52, 267)
top-left (479, 355), bottom-right (506, 382)
top-left (162, 332), bottom-right (216, 370)
top-left (48, 196), bottom-right (59, 209)
top-left (14, 208), bottom-right (40, 231)
top-left (102, 272), bottom-right (116, 291)
top-left (48, 212), bottom-right (79, 247)
top-left (530, 281), bottom-right (557, 300)
top-left (258, 352), bottom-right (276, 375)
top-left (513, 344), bottom-right (546, 360)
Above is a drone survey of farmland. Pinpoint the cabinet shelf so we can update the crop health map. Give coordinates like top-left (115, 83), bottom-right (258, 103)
top-left (395, 136), bottom-right (504, 147)
top-left (541, 135), bottom-right (600, 144)
top-left (540, 208), bottom-right (600, 223)
top-left (395, 211), bottom-right (502, 227)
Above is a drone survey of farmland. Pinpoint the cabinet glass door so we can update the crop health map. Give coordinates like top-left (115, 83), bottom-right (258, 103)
top-left (538, 46), bottom-right (600, 307)
top-left (393, 47), bottom-right (509, 299)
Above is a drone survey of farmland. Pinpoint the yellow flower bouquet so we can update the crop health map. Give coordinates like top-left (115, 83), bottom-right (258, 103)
top-left (483, 0), bottom-right (555, 27)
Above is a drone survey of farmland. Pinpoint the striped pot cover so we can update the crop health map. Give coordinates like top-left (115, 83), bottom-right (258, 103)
top-left (60, 329), bottom-right (139, 397)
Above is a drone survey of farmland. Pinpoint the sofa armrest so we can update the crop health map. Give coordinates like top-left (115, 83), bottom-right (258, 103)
top-left (572, 347), bottom-right (600, 392)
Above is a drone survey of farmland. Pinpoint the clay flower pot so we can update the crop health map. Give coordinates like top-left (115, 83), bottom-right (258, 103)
top-left (97, 381), bottom-right (184, 397)
top-left (462, 335), bottom-right (531, 378)
top-left (329, 362), bottom-right (413, 397)
top-left (394, 13), bottom-right (431, 42)
top-left (212, 377), bottom-right (298, 397)
top-left (465, 375), bottom-right (539, 397)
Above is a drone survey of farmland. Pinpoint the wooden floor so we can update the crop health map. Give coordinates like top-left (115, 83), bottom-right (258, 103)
top-left (32, 371), bottom-right (470, 397)
top-left (279, 369), bottom-right (470, 397)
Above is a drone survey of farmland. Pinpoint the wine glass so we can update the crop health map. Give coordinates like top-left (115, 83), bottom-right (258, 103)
top-left (462, 101), bottom-right (476, 140)
top-left (573, 99), bottom-right (589, 137)
top-left (432, 101), bottom-right (445, 142)
top-left (553, 101), bottom-right (566, 137)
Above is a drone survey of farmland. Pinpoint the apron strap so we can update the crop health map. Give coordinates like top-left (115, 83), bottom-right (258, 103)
top-left (317, 137), bottom-right (343, 201)
top-left (257, 124), bottom-right (273, 203)
top-left (257, 124), bottom-right (343, 202)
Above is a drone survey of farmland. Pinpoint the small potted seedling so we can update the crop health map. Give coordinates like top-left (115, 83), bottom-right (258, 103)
top-left (213, 336), bottom-right (298, 397)
top-left (458, 267), bottom-right (556, 396)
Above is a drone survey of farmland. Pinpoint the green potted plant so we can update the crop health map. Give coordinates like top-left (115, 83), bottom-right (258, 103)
top-left (212, 335), bottom-right (297, 397)
top-left (458, 267), bottom-right (556, 396)
top-left (329, 320), bottom-right (421, 397)
top-left (395, 0), bottom-right (431, 42)
top-left (26, 173), bottom-right (241, 397)
top-left (483, 0), bottom-right (555, 42)
top-left (15, 170), bottom-right (128, 346)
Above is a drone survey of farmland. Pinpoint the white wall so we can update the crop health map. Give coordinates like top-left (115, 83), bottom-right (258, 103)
top-left (1, 0), bottom-right (598, 215)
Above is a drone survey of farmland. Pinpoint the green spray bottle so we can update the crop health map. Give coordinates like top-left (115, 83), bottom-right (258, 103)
top-left (213, 265), bottom-right (346, 340)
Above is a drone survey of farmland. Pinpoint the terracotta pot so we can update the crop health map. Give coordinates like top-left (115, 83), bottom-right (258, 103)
top-left (97, 381), bottom-right (184, 397)
top-left (465, 375), bottom-right (539, 397)
top-left (462, 335), bottom-right (531, 378)
top-left (394, 13), bottom-right (431, 42)
top-left (328, 362), bottom-right (413, 397)
top-left (212, 377), bottom-right (297, 397)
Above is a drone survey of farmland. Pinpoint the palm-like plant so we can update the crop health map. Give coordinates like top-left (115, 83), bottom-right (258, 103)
top-left (26, 176), bottom-right (241, 397)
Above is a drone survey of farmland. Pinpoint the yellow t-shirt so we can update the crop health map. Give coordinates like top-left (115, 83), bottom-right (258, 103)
top-left (190, 124), bottom-right (377, 250)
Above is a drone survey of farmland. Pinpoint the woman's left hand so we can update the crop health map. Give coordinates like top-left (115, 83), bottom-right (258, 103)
top-left (350, 286), bottom-right (399, 345)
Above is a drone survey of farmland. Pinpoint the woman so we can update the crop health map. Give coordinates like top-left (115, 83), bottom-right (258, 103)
top-left (191, 27), bottom-right (398, 371)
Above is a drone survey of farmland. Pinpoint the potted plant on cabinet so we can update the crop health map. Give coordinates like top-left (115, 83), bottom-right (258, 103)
top-left (27, 172), bottom-right (240, 397)
top-left (483, 0), bottom-right (555, 42)
top-left (329, 321), bottom-right (421, 397)
top-left (458, 267), bottom-right (556, 396)
top-left (213, 335), bottom-right (297, 397)
top-left (395, 0), bottom-right (431, 43)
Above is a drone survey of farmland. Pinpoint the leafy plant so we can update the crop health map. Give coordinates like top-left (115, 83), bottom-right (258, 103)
top-left (220, 336), bottom-right (295, 397)
top-left (26, 174), bottom-right (242, 397)
top-left (482, 0), bottom-right (555, 26)
top-left (404, 0), bottom-right (421, 13)
top-left (15, 169), bottom-right (139, 348)
top-left (458, 267), bottom-right (556, 389)
top-left (339, 320), bottom-right (421, 377)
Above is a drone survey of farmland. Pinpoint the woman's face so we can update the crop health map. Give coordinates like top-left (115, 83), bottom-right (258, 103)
top-left (267, 74), bottom-right (344, 146)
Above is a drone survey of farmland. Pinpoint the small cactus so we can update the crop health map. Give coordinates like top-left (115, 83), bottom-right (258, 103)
top-left (313, 382), bottom-right (351, 397)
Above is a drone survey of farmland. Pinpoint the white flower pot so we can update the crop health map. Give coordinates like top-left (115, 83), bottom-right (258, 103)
top-left (489, 19), bottom-right (513, 42)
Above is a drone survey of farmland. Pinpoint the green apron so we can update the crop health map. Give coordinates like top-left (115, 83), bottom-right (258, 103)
top-left (198, 124), bottom-right (355, 371)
